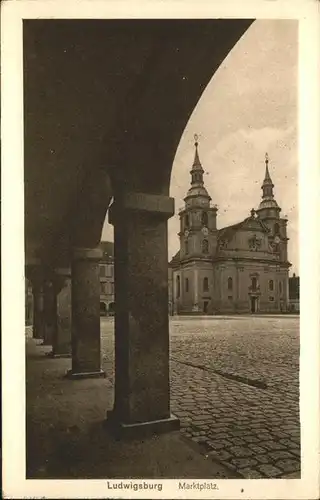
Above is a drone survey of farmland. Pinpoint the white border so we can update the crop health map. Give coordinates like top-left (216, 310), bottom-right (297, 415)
top-left (1, 0), bottom-right (320, 499)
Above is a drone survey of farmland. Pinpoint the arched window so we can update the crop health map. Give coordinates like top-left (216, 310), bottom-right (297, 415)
top-left (251, 277), bottom-right (257, 291)
top-left (227, 277), bottom-right (233, 290)
top-left (274, 223), bottom-right (280, 235)
top-left (202, 211), bottom-right (208, 227)
top-left (185, 278), bottom-right (189, 292)
top-left (279, 281), bottom-right (282, 294)
top-left (203, 277), bottom-right (209, 292)
top-left (269, 279), bottom-right (274, 291)
top-left (185, 239), bottom-right (189, 254)
top-left (202, 239), bottom-right (209, 253)
top-left (185, 214), bottom-right (189, 228)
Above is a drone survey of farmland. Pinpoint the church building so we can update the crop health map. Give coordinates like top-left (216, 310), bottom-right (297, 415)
top-left (169, 137), bottom-right (291, 314)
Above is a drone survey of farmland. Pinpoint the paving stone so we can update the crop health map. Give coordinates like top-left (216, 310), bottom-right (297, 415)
top-left (248, 444), bottom-right (268, 454)
top-left (229, 437), bottom-right (246, 446)
top-left (242, 435), bottom-right (260, 444)
top-left (269, 450), bottom-right (296, 461)
top-left (257, 434), bottom-right (274, 441)
top-left (256, 455), bottom-right (270, 464)
top-left (212, 433), bottom-right (230, 440)
top-left (257, 464), bottom-right (283, 477)
top-left (229, 446), bottom-right (254, 458)
top-left (208, 440), bottom-right (233, 450)
top-left (192, 415), bottom-right (212, 421)
top-left (272, 430), bottom-right (291, 439)
top-left (289, 448), bottom-right (301, 458)
top-left (238, 467), bottom-right (263, 479)
top-left (259, 440), bottom-right (286, 451)
top-left (276, 459), bottom-right (300, 473)
top-left (220, 460), bottom-right (238, 472)
top-left (175, 411), bottom-right (191, 417)
top-left (231, 458), bottom-right (258, 468)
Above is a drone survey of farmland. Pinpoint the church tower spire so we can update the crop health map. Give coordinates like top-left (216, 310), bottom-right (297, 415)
top-left (256, 152), bottom-right (281, 220)
top-left (190, 134), bottom-right (204, 186)
top-left (261, 152), bottom-right (275, 200)
top-left (184, 135), bottom-right (211, 207)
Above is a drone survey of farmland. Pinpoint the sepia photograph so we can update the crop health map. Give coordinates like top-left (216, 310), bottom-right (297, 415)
top-left (2, 1), bottom-right (320, 499)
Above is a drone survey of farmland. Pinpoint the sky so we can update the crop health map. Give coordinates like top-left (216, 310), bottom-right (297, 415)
top-left (102, 19), bottom-right (298, 274)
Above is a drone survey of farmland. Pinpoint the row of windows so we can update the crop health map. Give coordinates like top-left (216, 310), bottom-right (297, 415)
top-left (185, 239), bottom-right (209, 254)
top-left (176, 276), bottom-right (284, 297)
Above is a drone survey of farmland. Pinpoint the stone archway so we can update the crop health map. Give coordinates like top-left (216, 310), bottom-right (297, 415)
top-left (24, 19), bottom-right (254, 436)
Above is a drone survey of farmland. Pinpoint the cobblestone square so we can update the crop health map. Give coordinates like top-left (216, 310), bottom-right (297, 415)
top-left (101, 314), bottom-right (300, 479)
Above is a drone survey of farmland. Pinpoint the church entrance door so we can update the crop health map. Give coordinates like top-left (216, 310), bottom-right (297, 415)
top-left (250, 296), bottom-right (257, 314)
top-left (203, 301), bottom-right (208, 314)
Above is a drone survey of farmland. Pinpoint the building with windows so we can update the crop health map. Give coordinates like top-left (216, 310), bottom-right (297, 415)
top-left (169, 138), bottom-right (291, 314)
top-left (99, 241), bottom-right (115, 315)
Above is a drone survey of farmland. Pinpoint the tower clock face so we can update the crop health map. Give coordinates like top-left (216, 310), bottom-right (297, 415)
top-left (202, 227), bottom-right (209, 236)
top-left (274, 235), bottom-right (280, 244)
top-left (184, 229), bottom-right (189, 237)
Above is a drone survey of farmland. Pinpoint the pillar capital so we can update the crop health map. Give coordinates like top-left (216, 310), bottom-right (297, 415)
top-left (72, 247), bottom-right (103, 262)
top-left (109, 192), bottom-right (175, 225)
top-left (26, 263), bottom-right (45, 290)
top-left (56, 267), bottom-right (71, 277)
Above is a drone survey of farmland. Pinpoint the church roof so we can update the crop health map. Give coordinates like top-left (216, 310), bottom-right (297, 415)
top-left (218, 214), bottom-right (270, 242)
top-left (169, 250), bottom-right (180, 266)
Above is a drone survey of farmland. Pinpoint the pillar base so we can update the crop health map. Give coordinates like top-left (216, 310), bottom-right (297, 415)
top-left (34, 339), bottom-right (44, 346)
top-left (106, 410), bottom-right (180, 439)
top-left (65, 369), bottom-right (106, 380)
top-left (42, 340), bottom-right (52, 346)
top-left (46, 351), bottom-right (71, 359)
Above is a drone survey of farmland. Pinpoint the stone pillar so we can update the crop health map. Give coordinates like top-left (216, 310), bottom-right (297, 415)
top-left (43, 279), bottom-right (56, 346)
top-left (27, 264), bottom-right (45, 340)
top-left (235, 267), bottom-right (240, 312)
top-left (47, 269), bottom-right (72, 358)
top-left (107, 191), bottom-right (180, 437)
top-left (67, 247), bottom-right (105, 379)
top-left (32, 283), bottom-right (45, 340)
top-left (192, 268), bottom-right (199, 312)
top-left (172, 271), bottom-right (177, 316)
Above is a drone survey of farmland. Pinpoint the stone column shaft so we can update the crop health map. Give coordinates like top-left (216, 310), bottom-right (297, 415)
top-left (43, 281), bottom-right (56, 345)
top-left (26, 263), bottom-right (46, 340)
top-left (32, 285), bottom-right (45, 339)
top-left (193, 267), bottom-right (199, 311)
top-left (108, 191), bottom-right (179, 437)
top-left (67, 248), bottom-right (105, 379)
top-left (46, 269), bottom-right (72, 358)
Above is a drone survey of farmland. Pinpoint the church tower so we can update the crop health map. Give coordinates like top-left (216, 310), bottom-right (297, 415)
top-left (178, 135), bottom-right (218, 260)
top-left (255, 153), bottom-right (289, 263)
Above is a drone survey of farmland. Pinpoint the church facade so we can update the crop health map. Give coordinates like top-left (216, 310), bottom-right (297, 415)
top-left (169, 138), bottom-right (291, 315)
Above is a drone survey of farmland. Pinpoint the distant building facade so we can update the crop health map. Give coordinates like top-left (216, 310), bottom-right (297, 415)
top-left (169, 138), bottom-right (291, 315)
top-left (288, 273), bottom-right (300, 313)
